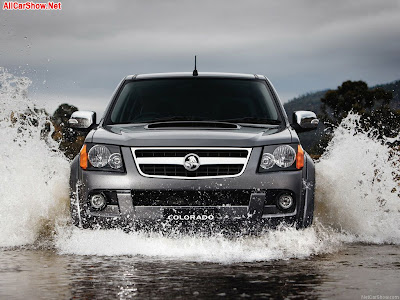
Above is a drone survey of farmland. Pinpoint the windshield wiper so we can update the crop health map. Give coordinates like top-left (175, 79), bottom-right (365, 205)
top-left (215, 117), bottom-right (281, 125)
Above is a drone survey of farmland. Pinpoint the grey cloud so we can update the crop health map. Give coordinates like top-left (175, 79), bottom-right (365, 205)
top-left (1, 0), bottom-right (400, 110)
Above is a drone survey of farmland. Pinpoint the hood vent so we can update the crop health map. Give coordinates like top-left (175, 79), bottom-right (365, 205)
top-left (146, 121), bottom-right (240, 129)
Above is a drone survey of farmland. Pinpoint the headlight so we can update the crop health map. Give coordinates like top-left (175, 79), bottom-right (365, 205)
top-left (273, 145), bottom-right (296, 168)
top-left (108, 153), bottom-right (123, 169)
top-left (80, 143), bottom-right (125, 172)
top-left (260, 153), bottom-right (275, 169)
top-left (88, 145), bottom-right (111, 168)
top-left (258, 144), bottom-right (303, 172)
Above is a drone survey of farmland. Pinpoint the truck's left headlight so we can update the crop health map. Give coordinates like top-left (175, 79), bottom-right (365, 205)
top-left (273, 145), bottom-right (296, 168)
top-left (258, 144), bottom-right (304, 172)
top-left (80, 143), bottom-right (125, 172)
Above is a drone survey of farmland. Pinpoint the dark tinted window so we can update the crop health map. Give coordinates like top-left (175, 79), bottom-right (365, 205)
top-left (110, 79), bottom-right (280, 124)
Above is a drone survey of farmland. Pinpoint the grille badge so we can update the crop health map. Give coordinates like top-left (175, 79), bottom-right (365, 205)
top-left (183, 153), bottom-right (200, 171)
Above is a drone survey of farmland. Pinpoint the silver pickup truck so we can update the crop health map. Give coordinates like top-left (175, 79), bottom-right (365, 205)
top-left (68, 72), bottom-right (318, 232)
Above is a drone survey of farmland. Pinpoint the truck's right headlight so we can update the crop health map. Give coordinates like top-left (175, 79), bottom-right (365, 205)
top-left (88, 145), bottom-right (111, 168)
top-left (259, 144), bottom-right (304, 172)
top-left (80, 143), bottom-right (125, 172)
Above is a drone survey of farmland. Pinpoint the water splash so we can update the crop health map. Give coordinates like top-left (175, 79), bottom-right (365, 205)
top-left (55, 223), bottom-right (339, 263)
top-left (315, 113), bottom-right (400, 244)
top-left (0, 68), bottom-right (70, 247)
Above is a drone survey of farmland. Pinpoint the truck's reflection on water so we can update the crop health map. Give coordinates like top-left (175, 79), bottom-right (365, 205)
top-left (1, 244), bottom-right (399, 299)
top-left (67, 255), bottom-right (325, 299)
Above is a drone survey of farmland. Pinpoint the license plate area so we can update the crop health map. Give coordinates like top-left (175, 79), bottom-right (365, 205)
top-left (163, 208), bottom-right (217, 222)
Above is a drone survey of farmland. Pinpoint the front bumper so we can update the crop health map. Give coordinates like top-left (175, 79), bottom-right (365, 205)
top-left (70, 147), bottom-right (314, 229)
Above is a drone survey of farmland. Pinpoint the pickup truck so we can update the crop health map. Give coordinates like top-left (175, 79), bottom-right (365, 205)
top-left (68, 72), bottom-right (318, 232)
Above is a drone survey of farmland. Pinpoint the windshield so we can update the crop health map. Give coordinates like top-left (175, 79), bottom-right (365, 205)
top-left (109, 78), bottom-right (281, 125)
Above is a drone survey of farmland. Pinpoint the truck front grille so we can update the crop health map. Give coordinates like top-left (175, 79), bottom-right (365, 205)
top-left (132, 147), bottom-right (251, 179)
top-left (140, 164), bottom-right (243, 177)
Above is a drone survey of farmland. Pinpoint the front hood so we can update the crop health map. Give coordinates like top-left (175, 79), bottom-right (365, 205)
top-left (89, 124), bottom-right (297, 147)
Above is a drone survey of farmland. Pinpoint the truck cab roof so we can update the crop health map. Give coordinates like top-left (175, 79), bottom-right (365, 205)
top-left (125, 72), bottom-right (266, 80)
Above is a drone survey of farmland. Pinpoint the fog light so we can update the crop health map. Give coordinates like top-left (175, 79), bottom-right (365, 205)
top-left (90, 193), bottom-right (107, 210)
top-left (277, 194), bottom-right (294, 210)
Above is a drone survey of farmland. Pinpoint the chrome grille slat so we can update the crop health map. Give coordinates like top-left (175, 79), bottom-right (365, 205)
top-left (136, 156), bottom-right (247, 165)
top-left (135, 149), bottom-right (248, 158)
top-left (131, 147), bottom-right (252, 179)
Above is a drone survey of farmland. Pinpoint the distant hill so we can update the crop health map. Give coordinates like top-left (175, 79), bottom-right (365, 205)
top-left (284, 79), bottom-right (400, 117)
top-left (284, 90), bottom-right (328, 119)
top-left (283, 79), bottom-right (400, 154)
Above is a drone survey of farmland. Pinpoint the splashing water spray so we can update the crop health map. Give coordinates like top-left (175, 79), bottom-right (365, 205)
top-left (0, 68), bottom-right (70, 247)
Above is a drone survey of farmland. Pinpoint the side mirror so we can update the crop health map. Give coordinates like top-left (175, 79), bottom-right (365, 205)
top-left (292, 111), bottom-right (319, 132)
top-left (68, 111), bottom-right (96, 130)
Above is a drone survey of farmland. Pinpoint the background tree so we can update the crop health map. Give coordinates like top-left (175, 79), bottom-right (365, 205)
top-left (319, 80), bottom-right (399, 149)
top-left (52, 103), bottom-right (85, 159)
top-left (321, 80), bottom-right (392, 127)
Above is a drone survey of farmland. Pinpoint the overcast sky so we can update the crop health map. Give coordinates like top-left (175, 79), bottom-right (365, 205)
top-left (1, 0), bottom-right (400, 115)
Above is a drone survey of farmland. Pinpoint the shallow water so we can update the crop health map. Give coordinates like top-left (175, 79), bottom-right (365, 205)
top-left (1, 244), bottom-right (399, 299)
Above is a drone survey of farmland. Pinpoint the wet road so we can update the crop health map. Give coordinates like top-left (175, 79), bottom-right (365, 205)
top-left (1, 244), bottom-right (399, 299)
